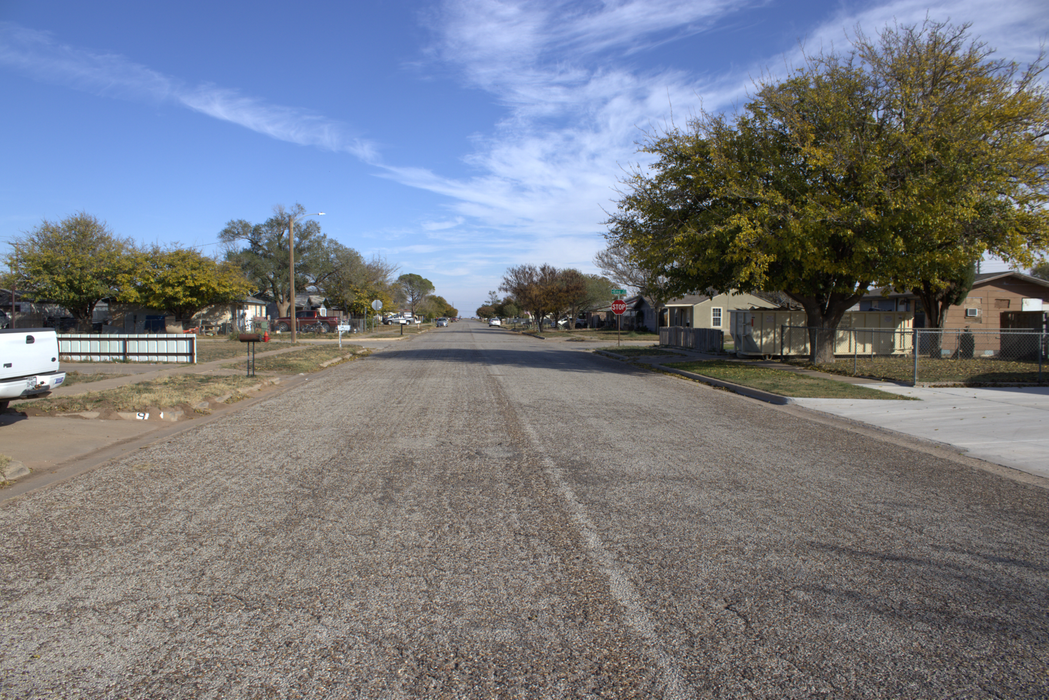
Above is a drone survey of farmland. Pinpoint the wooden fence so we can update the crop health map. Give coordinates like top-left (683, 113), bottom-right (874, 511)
top-left (659, 326), bottom-right (724, 353)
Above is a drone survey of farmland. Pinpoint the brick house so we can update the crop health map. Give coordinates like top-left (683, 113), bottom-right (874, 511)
top-left (859, 272), bottom-right (1049, 331)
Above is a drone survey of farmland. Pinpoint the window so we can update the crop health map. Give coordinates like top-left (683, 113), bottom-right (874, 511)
top-left (711, 307), bottom-right (723, 327)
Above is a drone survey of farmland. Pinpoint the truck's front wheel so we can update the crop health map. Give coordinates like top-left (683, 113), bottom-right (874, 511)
top-left (276, 322), bottom-right (290, 332)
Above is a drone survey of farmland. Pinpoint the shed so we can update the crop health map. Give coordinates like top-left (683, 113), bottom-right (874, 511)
top-left (731, 310), bottom-right (915, 357)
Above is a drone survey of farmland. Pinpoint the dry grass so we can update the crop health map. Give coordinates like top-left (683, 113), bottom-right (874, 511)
top-left (17, 344), bottom-right (370, 417)
top-left (226, 345), bottom-right (367, 374)
top-left (665, 360), bottom-right (912, 399)
top-left (195, 339), bottom-right (300, 363)
top-left (16, 375), bottom-right (267, 415)
top-left (61, 371), bottom-right (111, 387)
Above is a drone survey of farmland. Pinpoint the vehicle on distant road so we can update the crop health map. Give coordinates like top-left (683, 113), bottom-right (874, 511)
top-left (488, 318), bottom-right (501, 327)
top-left (436, 318), bottom-right (449, 327)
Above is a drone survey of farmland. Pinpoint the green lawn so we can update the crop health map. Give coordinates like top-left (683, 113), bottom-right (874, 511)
top-left (665, 360), bottom-right (913, 399)
top-left (806, 355), bottom-right (1048, 385)
top-left (596, 346), bottom-right (684, 357)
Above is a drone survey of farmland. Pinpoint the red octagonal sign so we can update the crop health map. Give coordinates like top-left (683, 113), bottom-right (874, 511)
top-left (611, 299), bottom-right (627, 315)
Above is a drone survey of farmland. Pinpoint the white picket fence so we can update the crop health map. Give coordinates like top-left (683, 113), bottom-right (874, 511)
top-left (58, 334), bottom-right (197, 363)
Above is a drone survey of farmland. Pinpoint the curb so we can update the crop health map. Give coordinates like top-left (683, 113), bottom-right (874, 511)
top-left (594, 350), bottom-right (792, 405)
top-left (1, 459), bottom-right (30, 483)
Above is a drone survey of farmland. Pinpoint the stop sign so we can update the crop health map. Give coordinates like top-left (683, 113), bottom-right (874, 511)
top-left (611, 299), bottom-right (627, 315)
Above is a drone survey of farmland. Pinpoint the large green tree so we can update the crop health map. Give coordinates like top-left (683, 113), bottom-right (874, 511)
top-left (219, 204), bottom-right (327, 318)
top-left (122, 246), bottom-right (253, 328)
top-left (608, 20), bottom-right (1049, 363)
top-left (419, 295), bottom-right (457, 320)
top-left (314, 244), bottom-right (397, 317)
top-left (5, 212), bottom-right (134, 330)
top-left (499, 264), bottom-right (561, 330)
top-left (395, 273), bottom-right (434, 317)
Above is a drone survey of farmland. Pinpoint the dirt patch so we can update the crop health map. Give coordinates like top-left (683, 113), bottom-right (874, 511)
top-left (13, 376), bottom-right (283, 422)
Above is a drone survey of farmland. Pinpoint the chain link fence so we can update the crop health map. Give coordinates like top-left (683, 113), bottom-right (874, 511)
top-left (778, 326), bottom-right (1047, 384)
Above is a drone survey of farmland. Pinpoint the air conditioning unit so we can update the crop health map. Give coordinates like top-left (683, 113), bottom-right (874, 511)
top-left (965, 308), bottom-right (980, 318)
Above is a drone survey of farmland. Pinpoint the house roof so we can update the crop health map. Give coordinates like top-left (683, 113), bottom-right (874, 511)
top-left (664, 294), bottom-right (713, 306)
top-left (864, 270), bottom-right (1049, 300)
top-left (972, 271), bottom-right (1049, 289)
top-left (664, 291), bottom-right (776, 307)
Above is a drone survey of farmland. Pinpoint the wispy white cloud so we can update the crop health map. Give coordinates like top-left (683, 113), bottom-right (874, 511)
top-left (377, 0), bottom-right (763, 256)
top-left (390, 0), bottom-right (1049, 274)
top-left (421, 217), bottom-right (466, 231)
top-left (0, 21), bottom-right (379, 162)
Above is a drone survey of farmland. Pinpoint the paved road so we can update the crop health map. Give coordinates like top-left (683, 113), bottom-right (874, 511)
top-left (1, 321), bottom-right (1046, 698)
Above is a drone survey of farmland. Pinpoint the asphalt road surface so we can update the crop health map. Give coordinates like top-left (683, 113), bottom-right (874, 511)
top-left (2, 320), bottom-right (1047, 698)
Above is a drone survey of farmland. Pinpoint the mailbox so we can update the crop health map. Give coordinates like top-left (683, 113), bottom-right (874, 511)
top-left (239, 334), bottom-right (260, 376)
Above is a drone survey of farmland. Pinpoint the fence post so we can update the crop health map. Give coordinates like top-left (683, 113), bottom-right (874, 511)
top-left (1040, 328), bottom-right (1045, 382)
top-left (913, 329), bottom-right (919, 386)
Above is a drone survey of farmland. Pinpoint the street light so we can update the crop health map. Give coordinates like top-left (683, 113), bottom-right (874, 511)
top-left (288, 211), bottom-right (324, 343)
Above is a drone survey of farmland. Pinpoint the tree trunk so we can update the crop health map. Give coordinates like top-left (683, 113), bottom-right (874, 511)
top-left (72, 301), bottom-right (97, 333)
top-left (791, 292), bottom-right (864, 365)
top-left (914, 290), bottom-right (950, 359)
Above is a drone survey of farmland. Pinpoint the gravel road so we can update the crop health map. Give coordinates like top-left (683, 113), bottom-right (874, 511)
top-left (2, 320), bottom-right (1047, 698)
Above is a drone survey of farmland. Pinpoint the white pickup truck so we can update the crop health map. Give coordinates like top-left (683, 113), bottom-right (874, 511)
top-left (0, 328), bottom-right (66, 413)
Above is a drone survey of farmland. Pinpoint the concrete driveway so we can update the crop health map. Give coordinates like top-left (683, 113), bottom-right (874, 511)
top-left (792, 385), bottom-right (1049, 479)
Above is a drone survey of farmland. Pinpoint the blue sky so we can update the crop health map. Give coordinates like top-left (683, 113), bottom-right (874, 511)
top-left (2, 0), bottom-right (1046, 315)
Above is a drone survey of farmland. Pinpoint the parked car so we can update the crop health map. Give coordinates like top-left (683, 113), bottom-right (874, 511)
top-left (488, 318), bottom-right (501, 327)
top-left (436, 318), bottom-right (449, 327)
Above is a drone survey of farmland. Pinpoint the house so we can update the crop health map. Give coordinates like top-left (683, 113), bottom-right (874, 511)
top-left (0, 289), bottom-right (80, 328)
top-left (858, 271), bottom-right (1049, 331)
top-left (586, 296), bottom-right (660, 331)
top-left (192, 296), bottom-right (269, 332)
top-left (664, 292), bottom-right (777, 331)
top-left (89, 295), bottom-right (270, 333)
top-left (265, 294), bottom-right (343, 322)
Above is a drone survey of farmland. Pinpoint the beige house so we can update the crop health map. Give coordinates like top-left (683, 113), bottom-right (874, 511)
top-left (665, 292), bottom-right (777, 330)
top-left (190, 296), bottom-right (269, 332)
top-left (107, 296), bottom-right (270, 333)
